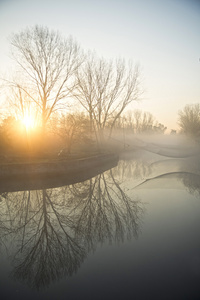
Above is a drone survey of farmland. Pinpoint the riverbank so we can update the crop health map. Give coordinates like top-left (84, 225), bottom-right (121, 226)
top-left (0, 153), bottom-right (119, 193)
top-left (0, 152), bottom-right (119, 179)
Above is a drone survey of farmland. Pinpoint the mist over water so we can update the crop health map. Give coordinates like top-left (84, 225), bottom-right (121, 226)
top-left (110, 131), bottom-right (200, 156)
top-left (115, 133), bottom-right (200, 194)
top-left (0, 132), bottom-right (200, 299)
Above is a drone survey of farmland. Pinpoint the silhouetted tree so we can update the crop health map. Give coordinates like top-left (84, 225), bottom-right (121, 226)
top-left (74, 53), bottom-right (141, 143)
top-left (7, 25), bottom-right (84, 134)
top-left (50, 112), bottom-right (91, 154)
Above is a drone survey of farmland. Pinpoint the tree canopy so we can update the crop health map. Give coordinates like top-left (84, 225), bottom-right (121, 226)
top-left (9, 25), bottom-right (84, 132)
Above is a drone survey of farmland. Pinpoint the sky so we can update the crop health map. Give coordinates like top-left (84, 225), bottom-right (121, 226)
top-left (0, 0), bottom-right (199, 132)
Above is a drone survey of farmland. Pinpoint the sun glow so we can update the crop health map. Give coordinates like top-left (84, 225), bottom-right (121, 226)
top-left (22, 113), bottom-right (36, 130)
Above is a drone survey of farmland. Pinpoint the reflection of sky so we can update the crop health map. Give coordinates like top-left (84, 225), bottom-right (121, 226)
top-left (0, 0), bottom-right (200, 130)
top-left (1, 150), bottom-right (200, 298)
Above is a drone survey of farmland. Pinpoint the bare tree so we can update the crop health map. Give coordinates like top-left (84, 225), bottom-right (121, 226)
top-left (74, 53), bottom-right (141, 143)
top-left (178, 104), bottom-right (200, 137)
top-left (119, 110), bottom-right (166, 134)
top-left (7, 25), bottom-right (84, 133)
top-left (132, 110), bottom-right (155, 133)
top-left (50, 112), bottom-right (90, 154)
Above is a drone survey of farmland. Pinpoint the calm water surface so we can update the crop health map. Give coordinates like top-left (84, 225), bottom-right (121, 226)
top-left (0, 150), bottom-right (200, 299)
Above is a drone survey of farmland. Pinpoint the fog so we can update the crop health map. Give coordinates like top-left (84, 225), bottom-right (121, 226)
top-left (103, 131), bottom-right (200, 194)
top-left (107, 132), bottom-right (200, 158)
top-left (1, 131), bottom-right (200, 298)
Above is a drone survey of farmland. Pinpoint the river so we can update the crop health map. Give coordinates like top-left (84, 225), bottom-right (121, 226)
top-left (0, 148), bottom-right (200, 299)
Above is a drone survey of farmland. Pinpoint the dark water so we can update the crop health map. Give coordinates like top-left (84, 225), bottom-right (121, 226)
top-left (0, 150), bottom-right (200, 300)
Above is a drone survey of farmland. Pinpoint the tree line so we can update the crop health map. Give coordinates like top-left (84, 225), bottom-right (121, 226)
top-left (0, 25), bottom-right (199, 159)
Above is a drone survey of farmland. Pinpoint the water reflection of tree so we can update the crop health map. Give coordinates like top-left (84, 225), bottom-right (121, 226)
top-left (0, 189), bottom-right (85, 289)
top-left (69, 170), bottom-right (143, 250)
top-left (181, 173), bottom-right (200, 198)
top-left (112, 153), bottom-right (152, 181)
top-left (0, 170), bottom-right (143, 289)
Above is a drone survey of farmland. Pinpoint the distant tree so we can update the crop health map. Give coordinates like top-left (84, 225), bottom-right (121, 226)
top-left (0, 116), bottom-right (17, 149)
top-left (0, 116), bottom-right (28, 154)
top-left (170, 129), bottom-right (176, 135)
top-left (74, 53), bottom-right (141, 143)
top-left (121, 110), bottom-right (166, 134)
top-left (132, 110), bottom-right (155, 133)
top-left (7, 25), bottom-right (84, 134)
top-left (50, 112), bottom-right (91, 154)
top-left (152, 123), bottom-right (167, 134)
top-left (106, 110), bottom-right (167, 134)
top-left (178, 104), bottom-right (200, 137)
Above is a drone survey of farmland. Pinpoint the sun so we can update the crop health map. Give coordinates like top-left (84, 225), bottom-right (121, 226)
top-left (22, 113), bottom-right (35, 130)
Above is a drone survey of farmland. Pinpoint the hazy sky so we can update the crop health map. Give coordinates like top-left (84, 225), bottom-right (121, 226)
top-left (0, 0), bottom-right (199, 131)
